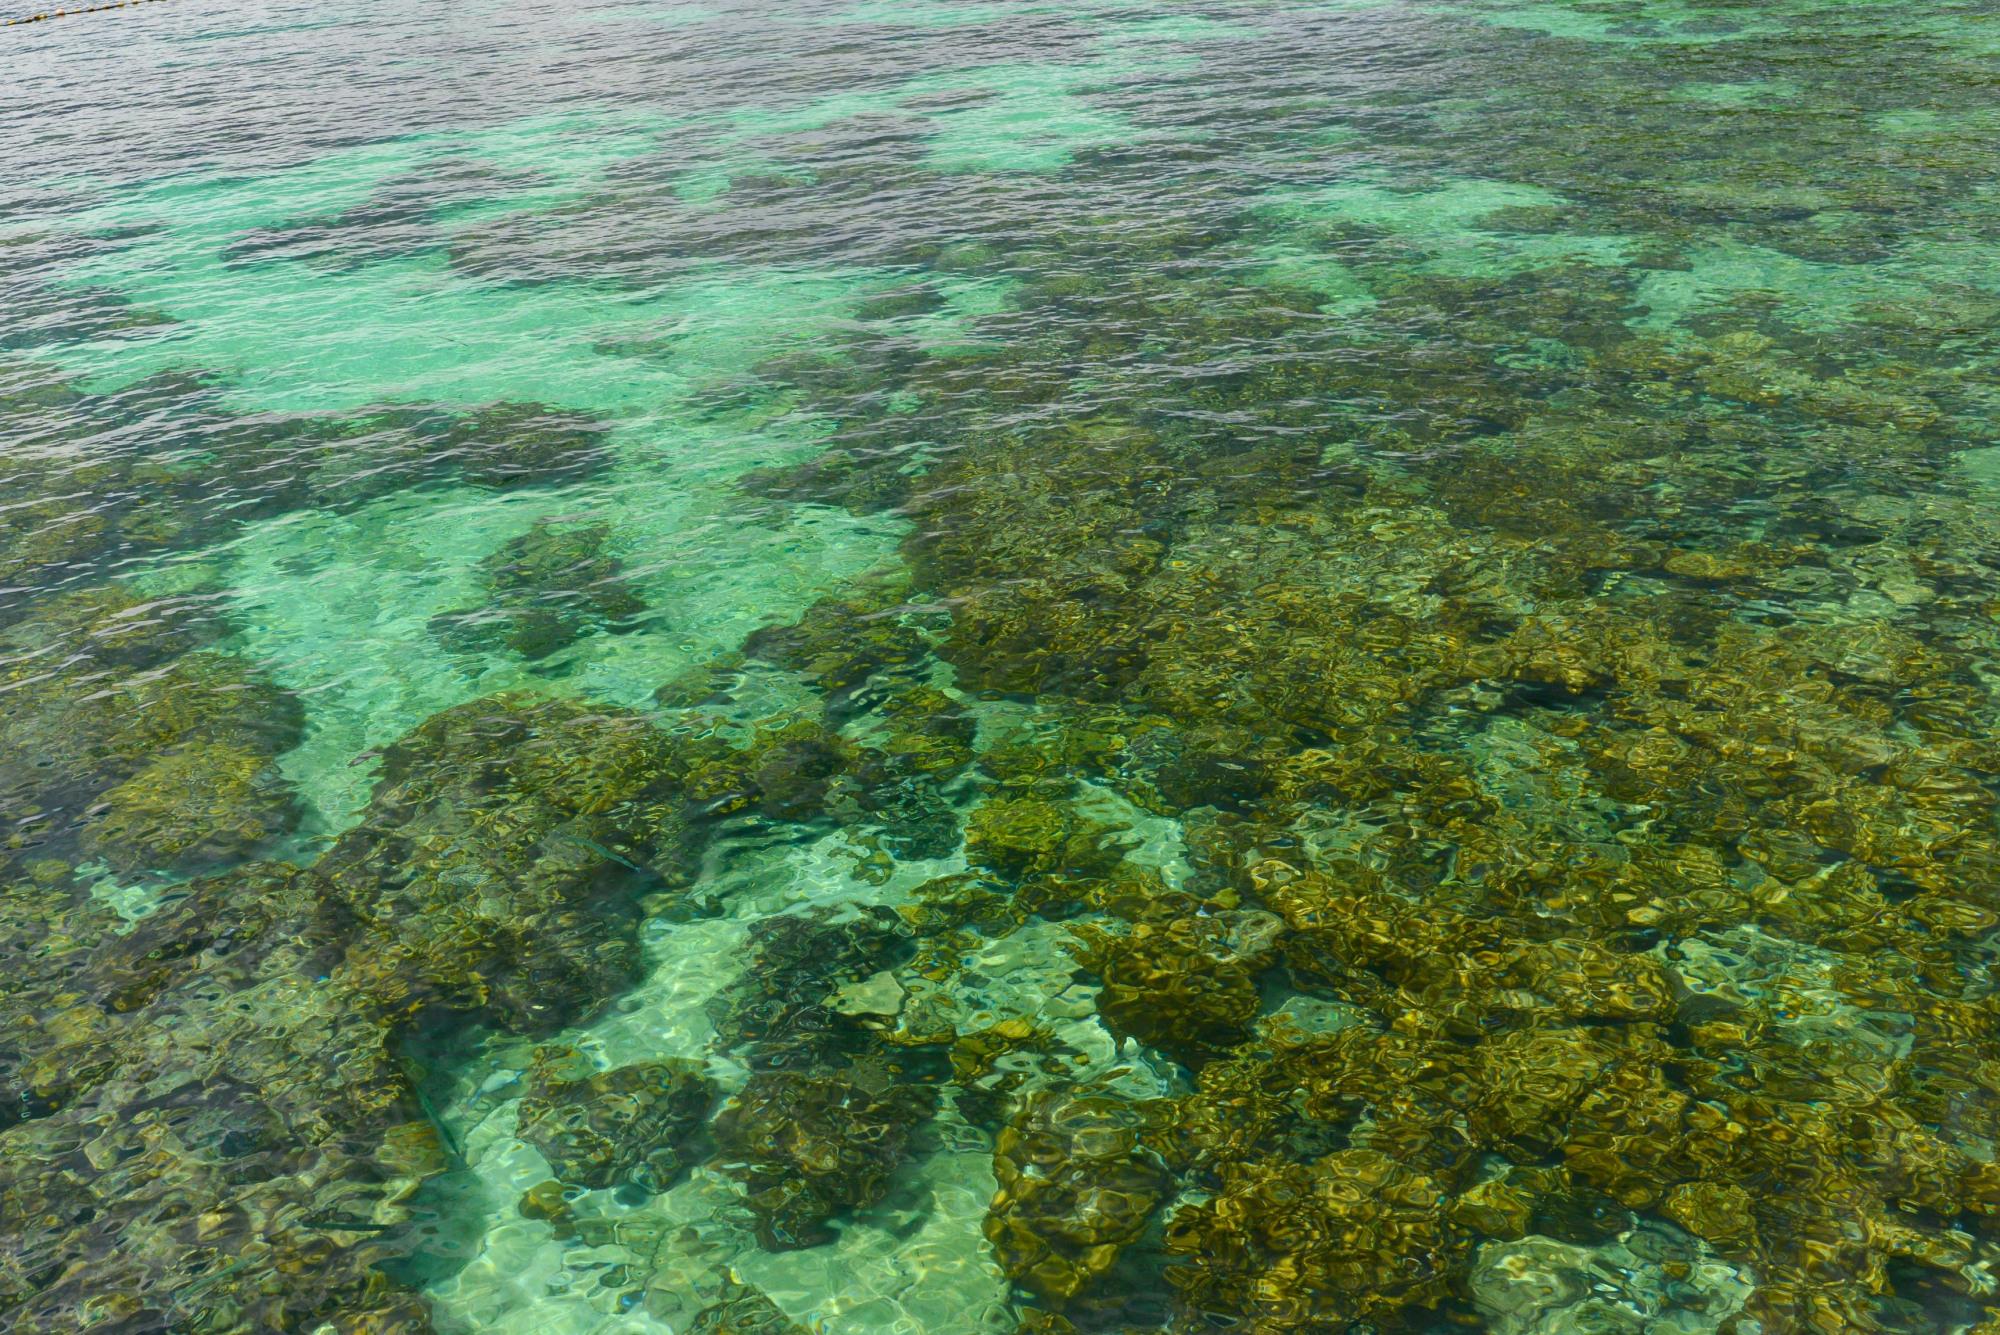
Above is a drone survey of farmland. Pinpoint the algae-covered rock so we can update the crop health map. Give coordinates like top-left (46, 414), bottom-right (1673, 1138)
top-left (741, 595), bottom-right (929, 698)
top-left (709, 904), bottom-right (915, 1067)
top-left (0, 683), bottom-right (754, 1330)
top-left (431, 518), bottom-right (644, 660)
top-left (317, 692), bottom-right (699, 1033)
top-left (739, 444), bottom-right (918, 517)
top-left (515, 1045), bottom-right (715, 1192)
top-left (877, 684), bottom-right (977, 776)
top-left (984, 1089), bottom-right (1171, 1304)
top-left (0, 862), bottom-right (443, 1332)
top-left (1467, 1026), bottom-right (1611, 1157)
top-left (77, 742), bottom-right (298, 876)
top-left (1080, 918), bottom-right (1268, 1063)
top-left (1166, 1148), bottom-right (1462, 1331)
top-left (441, 400), bottom-right (611, 488)
top-left (966, 797), bottom-right (1129, 880)
top-left (700, 908), bottom-right (943, 1251)
top-left (1511, 938), bottom-right (1679, 1023)
top-left (686, 1277), bottom-right (812, 1334)
top-left (711, 1064), bottom-right (937, 1250)
top-left (1662, 1181), bottom-right (1758, 1256)
top-left (747, 727), bottom-right (854, 822)
top-left (518, 1178), bottom-right (578, 1240)
top-left (1453, 1177), bottom-right (1537, 1240)
top-left (0, 586), bottom-right (303, 876)
top-left (1145, 725), bottom-right (1275, 814)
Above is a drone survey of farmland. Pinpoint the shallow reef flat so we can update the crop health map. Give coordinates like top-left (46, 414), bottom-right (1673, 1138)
top-left (6, 0), bottom-right (2000, 1332)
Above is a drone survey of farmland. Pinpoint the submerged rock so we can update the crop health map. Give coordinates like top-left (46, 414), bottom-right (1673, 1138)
top-left (965, 797), bottom-right (1129, 881)
top-left (712, 1064), bottom-right (937, 1251)
top-left (0, 587), bottom-right (304, 877)
top-left (1079, 918), bottom-right (1269, 1064)
top-left (514, 1045), bottom-right (715, 1192)
top-left (439, 401), bottom-right (612, 489)
top-left (985, 1090), bottom-right (1171, 1304)
top-left (1166, 1148), bottom-right (1463, 1331)
top-left (709, 904), bottom-right (915, 1067)
top-left (0, 689), bottom-right (738, 1329)
top-left (316, 692), bottom-right (701, 1034)
top-left (77, 741), bottom-right (298, 877)
top-left (686, 1277), bottom-right (812, 1334)
top-left (741, 594), bottom-right (930, 699)
top-left (1469, 1224), bottom-right (1755, 1335)
top-left (431, 518), bottom-right (645, 661)
top-left (0, 862), bottom-right (441, 1332)
top-left (829, 969), bottom-right (907, 1019)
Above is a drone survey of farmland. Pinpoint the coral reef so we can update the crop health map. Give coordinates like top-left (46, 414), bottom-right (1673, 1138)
top-left (12, 2), bottom-right (2000, 1330)
top-left (513, 1045), bottom-right (715, 1192)
top-left (0, 688), bottom-right (795, 1328)
top-left (984, 1089), bottom-right (1170, 1303)
top-left (705, 906), bottom-right (944, 1249)
top-left (686, 1278), bottom-right (813, 1334)
top-left (740, 594), bottom-right (930, 703)
top-left (431, 518), bottom-right (644, 660)
top-left (314, 693), bottom-right (705, 1033)
top-left (0, 585), bottom-right (303, 877)
top-left (0, 359), bottom-right (618, 630)
top-left (0, 861), bottom-right (441, 1332)
top-left (1167, 1148), bottom-right (1462, 1331)
top-left (712, 1063), bottom-right (939, 1250)
top-left (1074, 915), bottom-right (1274, 1063)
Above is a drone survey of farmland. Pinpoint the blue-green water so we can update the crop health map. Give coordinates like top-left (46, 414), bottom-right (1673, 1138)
top-left (6, 1), bottom-right (2000, 1332)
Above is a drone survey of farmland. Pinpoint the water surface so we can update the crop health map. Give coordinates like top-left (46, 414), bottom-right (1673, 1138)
top-left (6, 1), bottom-right (2000, 1332)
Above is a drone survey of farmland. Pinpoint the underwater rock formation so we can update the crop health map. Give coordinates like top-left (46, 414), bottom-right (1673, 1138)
top-left (1076, 915), bottom-right (1273, 1063)
top-left (712, 1064), bottom-right (939, 1251)
top-left (709, 904), bottom-right (917, 1066)
top-left (685, 1278), bottom-right (814, 1334)
top-left (13, 3), bottom-right (2000, 1329)
top-left (740, 594), bottom-right (930, 702)
top-left (0, 361), bottom-right (621, 631)
top-left (1166, 1147), bottom-right (1462, 1331)
top-left (985, 1089), bottom-right (1171, 1304)
top-left (1468, 1223), bottom-right (1755, 1335)
top-left (0, 688), bottom-right (746, 1329)
top-left (0, 861), bottom-right (440, 1332)
top-left (431, 518), bottom-right (645, 661)
top-left (514, 1045), bottom-right (715, 1192)
top-left (704, 904), bottom-right (944, 1250)
top-left (315, 692), bottom-right (705, 1033)
top-left (436, 401), bottom-right (612, 490)
top-left (0, 585), bottom-right (304, 878)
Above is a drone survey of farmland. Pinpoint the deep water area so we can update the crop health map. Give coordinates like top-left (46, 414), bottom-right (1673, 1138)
top-left (6, 0), bottom-right (2000, 1331)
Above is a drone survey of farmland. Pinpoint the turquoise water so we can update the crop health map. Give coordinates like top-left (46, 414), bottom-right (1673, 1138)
top-left (6, 1), bottom-right (2000, 1331)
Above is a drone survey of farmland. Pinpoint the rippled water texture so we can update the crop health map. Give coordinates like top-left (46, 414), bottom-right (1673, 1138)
top-left (7, 0), bottom-right (2000, 1331)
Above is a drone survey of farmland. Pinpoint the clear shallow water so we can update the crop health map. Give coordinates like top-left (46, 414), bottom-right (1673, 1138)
top-left (6, 1), bottom-right (2000, 1332)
